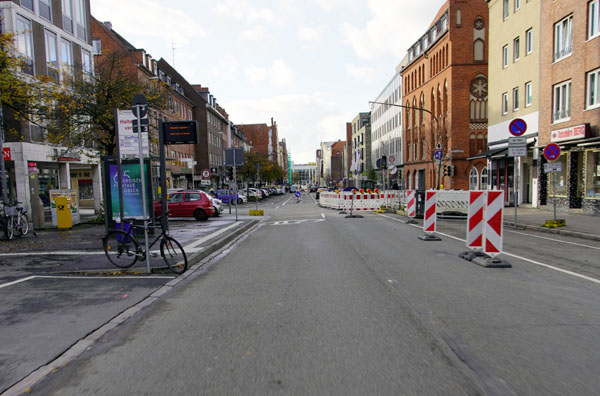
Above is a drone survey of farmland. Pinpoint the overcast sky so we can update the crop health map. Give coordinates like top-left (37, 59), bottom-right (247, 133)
top-left (92, 0), bottom-right (443, 163)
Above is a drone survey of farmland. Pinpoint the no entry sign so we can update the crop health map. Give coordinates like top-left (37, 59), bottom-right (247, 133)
top-left (543, 143), bottom-right (561, 161)
top-left (509, 118), bottom-right (527, 136)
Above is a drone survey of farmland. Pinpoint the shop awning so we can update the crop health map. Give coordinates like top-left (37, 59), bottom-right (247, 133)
top-left (466, 146), bottom-right (507, 160)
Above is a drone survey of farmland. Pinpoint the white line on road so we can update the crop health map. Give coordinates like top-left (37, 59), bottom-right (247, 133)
top-left (377, 214), bottom-right (600, 286)
top-left (2, 251), bottom-right (106, 257)
top-left (321, 213), bottom-right (325, 218)
top-left (505, 229), bottom-right (600, 250)
top-left (0, 274), bottom-right (174, 290)
top-left (187, 222), bottom-right (241, 249)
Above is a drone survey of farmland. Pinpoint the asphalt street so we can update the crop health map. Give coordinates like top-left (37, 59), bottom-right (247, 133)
top-left (26, 192), bottom-right (600, 396)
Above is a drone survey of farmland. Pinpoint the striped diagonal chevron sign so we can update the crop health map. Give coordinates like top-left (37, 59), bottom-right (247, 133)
top-left (407, 190), bottom-right (416, 218)
top-left (467, 191), bottom-right (485, 250)
top-left (423, 190), bottom-right (437, 233)
top-left (484, 191), bottom-right (504, 256)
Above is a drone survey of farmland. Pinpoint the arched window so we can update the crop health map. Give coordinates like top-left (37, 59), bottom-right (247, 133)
top-left (413, 98), bottom-right (418, 127)
top-left (477, 133), bottom-right (485, 152)
top-left (469, 167), bottom-right (479, 190)
top-left (474, 39), bottom-right (484, 61)
top-left (414, 172), bottom-right (419, 191)
top-left (420, 93), bottom-right (425, 125)
top-left (480, 167), bottom-right (488, 190)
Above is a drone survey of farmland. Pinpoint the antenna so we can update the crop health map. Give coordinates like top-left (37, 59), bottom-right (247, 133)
top-left (171, 38), bottom-right (177, 66)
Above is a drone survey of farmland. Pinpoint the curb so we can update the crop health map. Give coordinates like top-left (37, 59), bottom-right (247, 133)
top-left (503, 221), bottom-right (600, 242)
top-left (2, 219), bottom-right (261, 396)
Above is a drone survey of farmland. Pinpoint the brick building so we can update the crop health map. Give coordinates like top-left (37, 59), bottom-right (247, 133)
top-left (538, 0), bottom-right (600, 215)
top-left (237, 119), bottom-right (280, 164)
top-left (330, 140), bottom-right (346, 187)
top-left (402, 0), bottom-right (489, 191)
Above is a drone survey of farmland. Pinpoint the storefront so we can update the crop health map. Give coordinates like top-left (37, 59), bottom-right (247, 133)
top-left (540, 124), bottom-right (600, 215)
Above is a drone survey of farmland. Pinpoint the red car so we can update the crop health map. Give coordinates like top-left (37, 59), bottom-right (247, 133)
top-left (154, 190), bottom-right (214, 221)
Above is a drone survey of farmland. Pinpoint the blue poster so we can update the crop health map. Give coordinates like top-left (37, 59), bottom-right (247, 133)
top-left (109, 163), bottom-right (151, 219)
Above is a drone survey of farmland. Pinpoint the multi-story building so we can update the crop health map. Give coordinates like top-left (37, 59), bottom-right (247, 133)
top-left (237, 119), bottom-right (280, 164)
top-left (402, 0), bottom-right (489, 191)
top-left (538, 0), bottom-right (600, 215)
top-left (317, 142), bottom-right (335, 186)
top-left (486, 0), bottom-right (541, 205)
top-left (350, 112), bottom-right (372, 186)
top-left (1, 0), bottom-right (99, 221)
top-left (371, 63), bottom-right (403, 188)
top-left (330, 140), bottom-right (346, 188)
top-left (291, 163), bottom-right (316, 187)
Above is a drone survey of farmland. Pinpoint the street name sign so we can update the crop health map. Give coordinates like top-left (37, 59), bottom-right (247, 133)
top-left (509, 147), bottom-right (527, 157)
top-left (508, 137), bottom-right (527, 145)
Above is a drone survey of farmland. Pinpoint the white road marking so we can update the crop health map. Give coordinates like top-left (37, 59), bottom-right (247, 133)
top-left (505, 229), bottom-right (600, 250)
top-left (321, 213), bottom-right (325, 218)
top-left (2, 251), bottom-right (106, 257)
top-left (0, 274), bottom-right (174, 289)
top-left (377, 213), bottom-right (600, 285)
top-left (188, 222), bottom-right (240, 249)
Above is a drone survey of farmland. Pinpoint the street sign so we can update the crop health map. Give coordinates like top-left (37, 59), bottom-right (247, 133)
top-left (131, 118), bottom-right (149, 133)
top-left (225, 147), bottom-right (244, 166)
top-left (509, 147), bottom-right (527, 157)
top-left (163, 121), bottom-right (198, 144)
top-left (201, 169), bottom-right (211, 179)
top-left (509, 118), bottom-right (527, 136)
top-left (295, 191), bottom-right (301, 198)
top-left (434, 150), bottom-right (442, 160)
top-left (544, 163), bottom-right (562, 173)
top-left (388, 155), bottom-right (396, 164)
top-left (543, 143), bottom-right (561, 161)
top-left (200, 179), bottom-right (210, 185)
top-left (2, 147), bottom-right (10, 161)
top-left (508, 137), bottom-right (527, 145)
top-left (131, 94), bottom-right (148, 119)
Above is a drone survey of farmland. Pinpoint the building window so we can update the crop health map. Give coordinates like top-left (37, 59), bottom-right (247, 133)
top-left (474, 39), bottom-right (484, 61)
top-left (502, 45), bottom-right (508, 68)
top-left (44, 30), bottom-right (58, 81)
top-left (481, 168), bottom-right (488, 190)
top-left (74, 0), bottom-right (87, 41)
top-left (586, 68), bottom-right (600, 109)
top-left (554, 15), bottom-right (573, 61)
top-left (469, 167), bottom-right (479, 190)
top-left (515, 0), bottom-right (521, 11)
top-left (503, 0), bottom-right (509, 19)
top-left (513, 87), bottom-right (519, 111)
top-left (16, 16), bottom-right (34, 75)
top-left (62, 0), bottom-right (73, 34)
top-left (20, 0), bottom-right (34, 12)
top-left (590, 0), bottom-right (600, 39)
top-left (81, 49), bottom-right (92, 77)
top-left (552, 80), bottom-right (571, 122)
top-left (92, 39), bottom-right (101, 55)
top-left (585, 150), bottom-right (600, 198)
top-left (526, 28), bottom-right (533, 54)
top-left (502, 92), bottom-right (508, 115)
top-left (525, 81), bottom-right (532, 107)
top-left (39, 0), bottom-right (52, 20)
top-left (548, 154), bottom-right (568, 196)
top-left (60, 38), bottom-right (73, 78)
top-left (513, 37), bottom-right (520, 61)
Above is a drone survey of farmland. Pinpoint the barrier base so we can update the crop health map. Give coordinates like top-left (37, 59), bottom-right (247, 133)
top-left (544, 219), bottom-right (566, 228)
top-left (406, 219), bottom-right (418, 224)
top-left (460, 250), bottom-right (511, 268)
top-left (345, 214), bottom-right (363, 218)
top-left (339, 211), bottom-right (347, 214)
top-left (418, 233), bottom-right (441, 241)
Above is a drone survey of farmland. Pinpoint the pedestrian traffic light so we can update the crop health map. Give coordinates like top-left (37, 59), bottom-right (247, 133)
top-left (381, 155), bottom-right (387, 170)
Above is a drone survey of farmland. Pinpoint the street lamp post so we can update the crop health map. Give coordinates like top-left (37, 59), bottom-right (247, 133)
top-left (368, 101), bottom-right (442, 190)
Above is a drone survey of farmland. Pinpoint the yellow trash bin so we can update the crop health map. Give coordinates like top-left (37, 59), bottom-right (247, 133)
top-left (55, 196), bottom-right (72, 229)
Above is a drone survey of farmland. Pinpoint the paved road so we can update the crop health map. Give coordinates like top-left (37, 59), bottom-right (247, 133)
top-left (21, 192), bottom-right (600, 395)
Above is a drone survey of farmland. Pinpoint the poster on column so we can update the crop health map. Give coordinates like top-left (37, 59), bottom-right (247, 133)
top-left (116, 109), bottom-right (149, 157)
top-left (108, 162), bottom-right (152, 219)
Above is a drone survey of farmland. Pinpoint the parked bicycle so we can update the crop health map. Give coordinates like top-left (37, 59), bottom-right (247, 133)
top-left (102, 212), bottom-right (187, 274)
top-left (0, 201), bottom-right (28, 241)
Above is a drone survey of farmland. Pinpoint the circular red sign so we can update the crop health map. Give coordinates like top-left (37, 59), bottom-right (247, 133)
top-left (543, 143), bottom-right (561, 162)
top-left (201, 169), bottom-right (211, 179)
top-left (509, 118), bottom-right (527, 136)
top-left (388, 155), bottom-right (396, 164)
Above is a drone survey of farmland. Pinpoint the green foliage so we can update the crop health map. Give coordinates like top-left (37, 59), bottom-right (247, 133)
top-left (238, 152), bottom-right (285, 184)
top-left (368, 168), bottom-right (377, 181)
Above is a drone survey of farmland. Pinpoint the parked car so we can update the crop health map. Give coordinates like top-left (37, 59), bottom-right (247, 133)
top-left (154, 190), bottom-right (214, 221)
top-left (247, 188), bottom-right (262, 200)
top-left (210, 196), bottom-right (223, 217)
top-left (216, 189), bottom-right (247, 204)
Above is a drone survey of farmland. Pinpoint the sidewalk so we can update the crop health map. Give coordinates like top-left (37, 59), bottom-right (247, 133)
top-left (503, 206), bottom-right (600, 241)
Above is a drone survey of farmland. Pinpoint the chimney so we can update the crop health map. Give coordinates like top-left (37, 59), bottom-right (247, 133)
top-left (103, 21), bottom-right (113, 30)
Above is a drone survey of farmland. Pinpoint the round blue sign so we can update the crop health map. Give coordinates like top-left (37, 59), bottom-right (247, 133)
top-left (544, 143), bottom-right (561, 161)
top-left (509, 118), bottom-right (527, 136)
top-left (295, 191), bottom-right (301, 197)
top-left (434, 150), bottom-right (442, 160)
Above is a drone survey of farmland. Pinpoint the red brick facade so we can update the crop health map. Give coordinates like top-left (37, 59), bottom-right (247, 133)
top-left (237, 120), bottom-right (279, 164)
top-left (402, 0), bottom-right (488, 190)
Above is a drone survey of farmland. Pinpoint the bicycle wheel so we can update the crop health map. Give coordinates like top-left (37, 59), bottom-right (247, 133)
top-left (5, 216), bottom-right (14, 240)
top-left (20, 214), bottom-right (29, 235)
top-left (103, 231), bottom-right (139, 268)
top-left (160, 236), bottom-right (187, 274)
top-left (12, 216), bottom-right (22, 238)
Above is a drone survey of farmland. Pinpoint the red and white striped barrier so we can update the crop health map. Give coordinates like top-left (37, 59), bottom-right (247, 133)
top-left (484, 191), bottom-right (504, 257)
top-left (406, 190), bottom-right (416, 218)
top-left (423, 190), bottom-right (437, 233)
top-left (466, 191), bottom-right (485, 250)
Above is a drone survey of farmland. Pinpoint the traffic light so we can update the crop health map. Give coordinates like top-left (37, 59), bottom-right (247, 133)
top-left (228, 167), bottom-right (234, 180)
top-left (449, 165), bottom-right (456, 177)
top-left (443, 165), bottom-right (449, 176)
top-left (381, 155), bottom-right (387, 170)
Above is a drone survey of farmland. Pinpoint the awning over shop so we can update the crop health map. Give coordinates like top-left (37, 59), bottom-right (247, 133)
top-left (467, 146), bottom-right (507, 160)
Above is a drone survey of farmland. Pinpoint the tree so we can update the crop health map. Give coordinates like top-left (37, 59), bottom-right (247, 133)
top-left (238, 152), bottom-right (285, 185)
top-left (35, 48), bottom-right (167, 156)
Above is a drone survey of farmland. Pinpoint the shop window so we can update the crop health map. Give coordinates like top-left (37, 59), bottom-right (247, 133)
top-left (585, 150), bottom-right (600, 198)
top-left (547, 154), bottom-right (568, 196)
top-left (481, 168), bottom-right (488, 190)
top-left (78, 179), bottom-right (93, 200)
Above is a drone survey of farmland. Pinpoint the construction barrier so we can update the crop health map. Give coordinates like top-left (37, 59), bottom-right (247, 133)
top-left (435, 190), bottom-right (469, 216)
top-left (406, 190), bottom-right (416, 218)
top-left (484, 191), bottom-right (504, 257)
top-left (423, 190), bottom-right (437, 233)
top-left (466, 191), bottom-right (485, 250)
